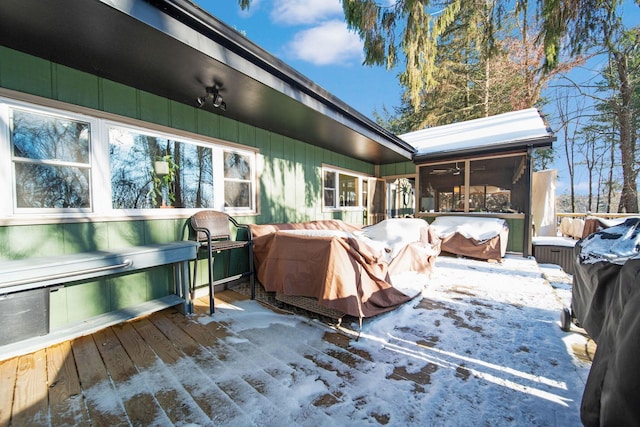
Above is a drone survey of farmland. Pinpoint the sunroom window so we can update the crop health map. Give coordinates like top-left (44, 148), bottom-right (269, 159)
top-left (10, 108), bottom-right (92, 210)
top-left (418, 155), bottom-right (525, 214)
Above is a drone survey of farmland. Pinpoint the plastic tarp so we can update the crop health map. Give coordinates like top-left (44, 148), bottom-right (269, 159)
top-left (572, 218), bottom-right (640, 425)
top-left (572, 218), bottom-right (640, 341)
top-left (249, 219), bottom-right (440, 318)
top-left (532, 169), bottom-right (557, 237)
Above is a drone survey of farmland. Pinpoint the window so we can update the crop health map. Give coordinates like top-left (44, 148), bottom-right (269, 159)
top-left (1, 98), bottom-right (258, 218)
top-left (109, 127), bottom-right (214, 209)
top-left (224, 151), bottom-right (253, 210)
top-left (10, 108), bottom-right (92, 210)
top-left (322, 167), bottom-right (368, 210)
top-left (418, 156), bottom-right (525, 214)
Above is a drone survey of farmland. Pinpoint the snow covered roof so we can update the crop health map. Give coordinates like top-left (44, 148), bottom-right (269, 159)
top-left (401, 108), bottom-right (555, 162)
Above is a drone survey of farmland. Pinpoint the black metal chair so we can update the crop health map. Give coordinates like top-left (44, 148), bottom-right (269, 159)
top-left (189, 210), bottom-right (254, 315)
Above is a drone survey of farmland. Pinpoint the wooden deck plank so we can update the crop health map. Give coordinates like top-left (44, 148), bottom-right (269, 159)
top-left (93, 327), bottom-right (171, 426)
top-left (112, 320), bottom-right (213, 426)
top-left (159, 308), bottom-right (292, 425)
top-left (46, 341), bottom-right (90, 427)
top-left (10, 349), bottom-right (48, 426)
top-left (0, 357), bottom-right (18, 427)
top-left (71, 334), bottom-right (129, 426)
top-left (148, 311), bottom-right (256, 424)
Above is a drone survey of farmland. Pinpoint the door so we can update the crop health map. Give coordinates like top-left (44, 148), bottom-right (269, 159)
top-left (366, 178), bottom-right (386, 225)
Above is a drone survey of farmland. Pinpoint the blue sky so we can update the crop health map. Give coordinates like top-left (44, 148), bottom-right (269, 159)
top-left (199, 0), bottom-right (402, 121)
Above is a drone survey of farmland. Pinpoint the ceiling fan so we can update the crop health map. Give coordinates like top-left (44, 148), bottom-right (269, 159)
top-left (429, 162), bottom-right (485, 175)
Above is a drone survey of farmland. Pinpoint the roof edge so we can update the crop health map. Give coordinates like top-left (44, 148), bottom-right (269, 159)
top-left (150, 0), bottom-right (416, 157)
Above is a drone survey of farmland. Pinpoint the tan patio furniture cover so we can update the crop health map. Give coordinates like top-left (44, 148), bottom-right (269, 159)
top-left (250, 220), bottom-right (439, 318)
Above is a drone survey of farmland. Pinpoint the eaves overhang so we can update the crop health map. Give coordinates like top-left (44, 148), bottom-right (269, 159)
top-left (412, 136), bottom-right (556, 164)
top-left (0, 0), bottom-right (415, 164)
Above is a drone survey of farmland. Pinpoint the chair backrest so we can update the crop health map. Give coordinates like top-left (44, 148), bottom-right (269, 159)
top-left (190, 211), bottom-right (231, 242)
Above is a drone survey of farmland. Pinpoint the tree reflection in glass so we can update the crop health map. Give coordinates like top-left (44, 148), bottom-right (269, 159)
top-left (109, 128), bottom-right (213, 209)
top-left (11, 109), bottom-right (91, 209)
top-left (223, 151), bottom-right (252, 208)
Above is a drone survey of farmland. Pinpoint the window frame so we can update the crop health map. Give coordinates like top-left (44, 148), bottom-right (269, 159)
top-left (0, 95), bottom-right (259, 222)
top-left (5, 101), bottom-right (99, 215)
top-left (417, 153), bottom-right (525, 215)
top-left (321, 165), bottom-right (370, 212)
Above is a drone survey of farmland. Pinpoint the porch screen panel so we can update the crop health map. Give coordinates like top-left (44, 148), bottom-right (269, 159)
top-left (418, 156), bottom-right (525, 214)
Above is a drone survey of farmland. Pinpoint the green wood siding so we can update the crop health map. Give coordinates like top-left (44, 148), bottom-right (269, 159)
top-left (504, 217), bottom-right (525, 253)
top-left (380, 161), bottom-right (415, 177)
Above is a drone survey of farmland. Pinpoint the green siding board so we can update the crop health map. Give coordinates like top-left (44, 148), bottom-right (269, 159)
top-left (505, 218), bottom-right (525, 253)
top-left (0, 47), bottom-right (52, 98)
top-left (110, 273), bottom-right (148, 310)
top-left (101, 79), bottom-right (138, 118)
top-left (218, 115), bottom-right (238, 142)
top-left (170, 100), bottom-right (196, 132)
top-left (55, 64), bottom-right (100, 110)
top-left (270, 133), bottom-right (284, 159)
top-left (238, 123), bottom-right (256, 147)
top-left (7, 224), bottom-right (64, 259)
top-left (0, 227), bottom-right (7, 261)
top-left (143, 219), bottom-right (182, 244)
top-left (196, 108), bottom-right (220, 139)
top-left (254, 128), bottom-right (270, 152)
top-left (63, 280), bottom-right (111, 324)
top-left (139, 91), bottom-right (170, 126)
top-left (147, 266), bottom-right (173, 300)
top-left (48, 287), bottom-right (68, 330)
top-left (282, 137), bottom-right (295, 161)
top-left (62, 222), bottom-right (109, 253)
top-left (106, 220), bottom-right (146, 248)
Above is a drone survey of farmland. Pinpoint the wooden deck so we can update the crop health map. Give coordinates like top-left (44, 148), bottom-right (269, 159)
top-left (0, 270), bottom-right (595, 426)
top-left (0, 290), bottom-right (284, 426)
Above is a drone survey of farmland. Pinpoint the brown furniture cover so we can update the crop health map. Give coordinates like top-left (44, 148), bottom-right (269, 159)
top-left (249, 219), bottom-right (440, 318)
top-left (430, 216), bottom-right (509, 261)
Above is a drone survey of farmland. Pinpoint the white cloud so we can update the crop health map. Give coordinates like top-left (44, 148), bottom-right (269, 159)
top-left (285, 20), bottom-right (363, 66)
top-left (271, 0), bottom-right (343, 25)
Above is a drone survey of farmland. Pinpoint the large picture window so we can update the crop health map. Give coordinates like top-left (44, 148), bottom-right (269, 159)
top-left (109, 127), bottom-right (214, 209)
top-left (10, 108), bottom-right (92, 210)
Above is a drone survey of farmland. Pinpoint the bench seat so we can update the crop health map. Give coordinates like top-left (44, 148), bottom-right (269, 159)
top-left (0, 242), bottom-right (197, 360)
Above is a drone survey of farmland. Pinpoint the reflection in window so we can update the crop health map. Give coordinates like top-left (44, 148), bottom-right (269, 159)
top-left (109, 128), bottom-right (213, 209)
top-left (11, 108), bottom-right (91, 209)
top-left (323, 170), bottom-right (336, 207)
top-left (323, 168), bottom-right (366, 209)
top-left (339, 173), bottom-right (359, 207)
top-left (224, 151), bottom-right (253, 209)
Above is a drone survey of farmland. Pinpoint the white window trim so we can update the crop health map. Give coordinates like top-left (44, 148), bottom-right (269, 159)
top-left (0, 95), bottom-right (259, 223)
top-left (321, 164), bottom-right (371, 212)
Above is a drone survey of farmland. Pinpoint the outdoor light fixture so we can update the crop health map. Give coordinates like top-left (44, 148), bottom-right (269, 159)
top-left (197, 86), bottom-right (227, 111)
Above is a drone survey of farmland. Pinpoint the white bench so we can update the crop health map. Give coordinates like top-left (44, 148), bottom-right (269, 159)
top-left (0, 242), bottom-right (197, 360)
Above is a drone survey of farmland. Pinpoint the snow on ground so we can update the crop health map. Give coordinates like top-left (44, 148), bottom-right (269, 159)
top-left (203, 255), bottom-right (592, 426)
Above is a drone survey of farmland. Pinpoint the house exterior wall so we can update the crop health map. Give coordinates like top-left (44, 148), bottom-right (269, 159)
top-left (0, 46), bottom-right (374, 330)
